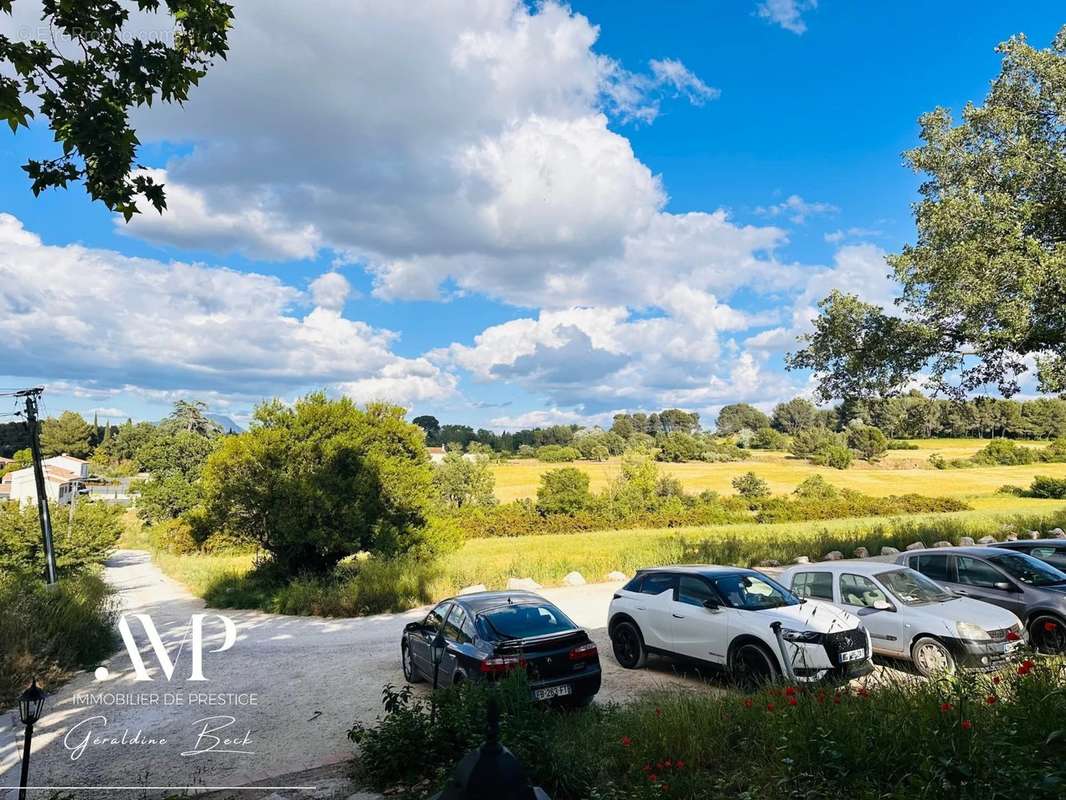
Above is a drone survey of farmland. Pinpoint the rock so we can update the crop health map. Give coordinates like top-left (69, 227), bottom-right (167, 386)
top-left (905, 541), bottom-right (927, 551)
top-left (758, 559), bottom-right (781, 568)
top-left (506, 577), bottom-right (542, 591)
top-left (458, 583), bottom-right (487, 595)
top-left (933, 540), bottom-right (953, 548)
top-left (977, 535), bottom-right (997, 545)
top-left (562, 571), bottom-right (586, 586)
top-left (880, 546), bottom-right (900, 556)
top-left (793, 556), bottom-right (810, 564)
top-left (1005, 533), bottom-right (1019, 541)
top-left (607, 571), bottom-right (628, 581)
top-left (959, 536), bottom-right (975, 547)
top-left (853, 547), bottom-right (869, 559)
top-left (1027, 530), bottom-right (1041, 539)
top-left (822, 551), bottom-right (844, 561)
top-left (1055, 530), bottom-right (1066, 539)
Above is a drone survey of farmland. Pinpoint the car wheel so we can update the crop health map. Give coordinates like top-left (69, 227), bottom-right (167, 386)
top-left (611, 621), bottom-right (647, 669)
top-left (911, 636), bottom-right (956, 677)
top-left (1028, 614), bottom-right (1066, 654)
top-left (401, 639), bottom-right (423, 683)
top-left (730, 641), bottom-right (780, 691)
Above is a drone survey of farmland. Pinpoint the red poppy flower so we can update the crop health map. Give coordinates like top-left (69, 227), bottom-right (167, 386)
top-left (743, 698), bottom-right (753, 709)
top-left (833, 693), bottom-right (842, 704)
top-left (675, 760), bottom-right (685, 769)
top-left (961, 719), bottom-right (972, 730)
top-left (857, 687), bottom-right (869, 698)
top-left (766, 702), bottom-right (775, 712)
top-left (621, 736), bottom-right (632, 747)
top-left (986, 695), bottom-right (997, 705)
top-left (785, 686), bottom-right (796, 696)
top-left (648, 773), bottom-right (657, 782)
top-left (940, 702), bottom-right (953, 713)
top-left (788, 697), bottom-right (798, 706)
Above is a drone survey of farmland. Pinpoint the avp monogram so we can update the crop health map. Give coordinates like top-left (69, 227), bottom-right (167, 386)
top-left (117, 613), bottom-right (237, 681)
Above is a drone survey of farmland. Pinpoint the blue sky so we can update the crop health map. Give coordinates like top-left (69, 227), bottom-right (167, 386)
top-left (0, 1), bottom-right (1062, 429)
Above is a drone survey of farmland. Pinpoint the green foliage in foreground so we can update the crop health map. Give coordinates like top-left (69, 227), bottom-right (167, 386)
top-left (0, 500), bottom-right (122, 577)
top-left (0, 571), bottom-right (117, 709)
top-left (349, 663), bottom-right (1066, 799)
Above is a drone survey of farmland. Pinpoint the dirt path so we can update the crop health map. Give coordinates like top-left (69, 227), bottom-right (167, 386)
top-left (0, 551), bottom-right (708, 799)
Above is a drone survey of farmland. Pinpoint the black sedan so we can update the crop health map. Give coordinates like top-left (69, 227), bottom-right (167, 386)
top-left (401, 590), bottom-right (602, 706)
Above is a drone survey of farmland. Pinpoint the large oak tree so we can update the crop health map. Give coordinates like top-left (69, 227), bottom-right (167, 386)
top-left (789, 27), bottom-right (1066, 402)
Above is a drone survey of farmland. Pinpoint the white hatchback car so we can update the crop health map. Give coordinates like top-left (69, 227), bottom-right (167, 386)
top-left (608, 565), bottom-right (874, 685)
top-left (779, 561), bottom-right (1025, 676)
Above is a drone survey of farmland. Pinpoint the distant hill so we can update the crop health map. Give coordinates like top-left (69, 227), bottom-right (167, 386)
top-left (207, 414), bottom-right (244, 434)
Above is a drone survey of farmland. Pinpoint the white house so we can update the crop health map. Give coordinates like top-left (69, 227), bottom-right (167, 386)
top-left (7, 454), bottom-right (90, 506)
top-left (428, 446), bottom-right (447, 465)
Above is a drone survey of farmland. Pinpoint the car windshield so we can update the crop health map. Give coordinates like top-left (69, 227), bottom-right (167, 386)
top-left (877, 569), bottom-right (955, 605)
top-left (987, 553), bottom-right (1066, 587)
top-left (478, 603), bottom-right (577, 640)
top-left (711, 573), bottom-right (800, 610)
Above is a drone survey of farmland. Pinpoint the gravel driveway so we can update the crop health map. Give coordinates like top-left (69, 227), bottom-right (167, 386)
top-left (0, 551), bottom-right (716, 799)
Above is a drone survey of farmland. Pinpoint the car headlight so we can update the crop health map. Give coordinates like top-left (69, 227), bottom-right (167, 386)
top-left (780, 628), bottom-right (824, 644)
top-left (956, 622), bottom-right (991, 641)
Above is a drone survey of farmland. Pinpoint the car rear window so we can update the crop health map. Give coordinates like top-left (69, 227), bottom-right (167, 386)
top-left (479, 603), bottom-right (577, 640)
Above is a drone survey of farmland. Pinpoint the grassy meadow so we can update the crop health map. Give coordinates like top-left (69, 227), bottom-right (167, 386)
top-left (117, 438), bottom-right (1066, 615)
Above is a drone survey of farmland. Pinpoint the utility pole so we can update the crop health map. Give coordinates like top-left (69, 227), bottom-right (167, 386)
top-left (16, 388), bottom-right (57, 585)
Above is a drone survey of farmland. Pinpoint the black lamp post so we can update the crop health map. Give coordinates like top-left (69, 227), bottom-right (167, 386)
top-left (18, 678), bottom-right (46, 800)
top-left (430, 695), bottom-right (550, 800)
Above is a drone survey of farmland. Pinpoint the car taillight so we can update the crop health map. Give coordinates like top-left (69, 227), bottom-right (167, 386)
top-left (480, 655), bottom-right (525, 674)
top-left (568, 642), bottom-right (598, 660)
top-left (1006, 629), bottom-right (1021, 641)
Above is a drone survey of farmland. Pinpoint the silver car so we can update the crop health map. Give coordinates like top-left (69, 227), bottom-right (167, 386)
top-left (780, 561), bottom-right (1024, 676)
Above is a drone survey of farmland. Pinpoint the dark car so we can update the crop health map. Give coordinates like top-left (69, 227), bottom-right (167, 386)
top-left (401, 590), bottom-right (601, 706)
top-left (993, 539), bottom-right (1066, 571)
top-left (897, 547), bottom-right (1066, 653)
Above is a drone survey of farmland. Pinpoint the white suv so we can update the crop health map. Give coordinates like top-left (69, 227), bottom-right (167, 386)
top-left (608, 565), bottom-right (873, 685)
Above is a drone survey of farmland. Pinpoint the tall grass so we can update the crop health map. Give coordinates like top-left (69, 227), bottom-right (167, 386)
top-left (0, 571), bottom-right (118, 708)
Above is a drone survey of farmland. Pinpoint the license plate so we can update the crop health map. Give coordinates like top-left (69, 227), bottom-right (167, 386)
top-left (533, 684), bottom-right (572, 700)
top-left (840, 648), bottom-right (865, 663)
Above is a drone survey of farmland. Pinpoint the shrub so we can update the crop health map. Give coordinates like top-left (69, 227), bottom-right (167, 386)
top-left (973, 438), bottom-right (1036, 466)
top-left (887, 439), bottom-right (919, 450)
top-left (516, 444), bottom-right (536, 458)
top-left (589, 445), bottom-right (610, 462)
top-left (997, 484), bottom-right (1027, 496)
top-left (732, 471), bottom-right (770, 499)
top-left (536, 445), bottom-right (580, 462)
top-left (847, 425), bottom-right (888, 461)
top-left (0, 500), bottom-right (122, 577)
top-left (793, 474), bottom-right (838, 499)
top-left (812, 443), bottom-right (853, 470)
top-left (1039, 438), bottom-right (1066, 462)
top-left (0, 571), bottom-right (117, 708)
top-left (655, 431), bottom-right (703, 462)
top-left (1028, 475), bottom-right (1066, 499)
top-left (789, 428), bottom-right (842, 458)
top-left (752, 426), bottom-right (789, 450)
top-left (536, 468), bottom-right (592, 515)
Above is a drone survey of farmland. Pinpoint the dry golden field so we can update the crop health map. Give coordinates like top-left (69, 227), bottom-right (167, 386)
top-left (490, 438), bottom-right (1062, 504)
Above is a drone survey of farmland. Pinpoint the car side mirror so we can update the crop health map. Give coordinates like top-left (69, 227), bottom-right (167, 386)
top-left (872, 600), bottom-right (894, 612)
top-left (703, 598), bottom-right (721, 611)
top-left (993, 581), bottom-right (1014, 592)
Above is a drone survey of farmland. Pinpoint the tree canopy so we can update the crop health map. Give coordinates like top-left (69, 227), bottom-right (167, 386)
top-left (790, 27), bottom-right (1066, 401)
top-left (40, 410), bottom-right (93, 457)
top-left (0, 0), bottom-right (233, 218)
